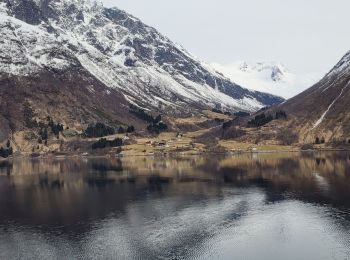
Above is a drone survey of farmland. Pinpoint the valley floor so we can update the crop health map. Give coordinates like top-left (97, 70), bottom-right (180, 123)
top-left (2, 110), bottom-right (349, 160)
top-left (3, 129), bottom-right (349, 161)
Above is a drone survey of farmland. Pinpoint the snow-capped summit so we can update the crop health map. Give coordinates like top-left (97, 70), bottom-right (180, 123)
top-left (238, 62), bottom-right (289, 82)
top-left (212, 61), bottom-right (320, 98)
top-left (0, 0), bottom-right (283, 115)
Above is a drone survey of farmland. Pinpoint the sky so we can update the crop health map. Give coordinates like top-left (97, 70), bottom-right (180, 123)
top-left (101, 0), bottom-right (350, 94)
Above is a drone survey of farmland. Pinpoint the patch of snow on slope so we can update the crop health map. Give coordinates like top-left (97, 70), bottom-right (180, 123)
top-left (0, 13), bottom-right (72, 75)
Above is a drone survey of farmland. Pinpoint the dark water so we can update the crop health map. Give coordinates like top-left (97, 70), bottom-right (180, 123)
top-left (0, 153), bottom-right (350, 259)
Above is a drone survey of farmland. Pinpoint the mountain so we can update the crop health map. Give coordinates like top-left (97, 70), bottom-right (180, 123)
top-left (211, 61), bottom-right (320, 98)
top-left (276, 51), bottom-right (350, 142)
top-left (0, 0), bottom-right (283, 113)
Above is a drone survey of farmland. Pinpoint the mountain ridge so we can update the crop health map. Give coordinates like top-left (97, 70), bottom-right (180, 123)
top-left (0, 0), bottom-right (283, 114)
top-left (273, 51), bottom-right (350, 142)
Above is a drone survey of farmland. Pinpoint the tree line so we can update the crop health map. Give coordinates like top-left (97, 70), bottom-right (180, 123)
top-left (92, 138), bottom-right (123, 149)
top-left (248, 110), bottom-right (287, 127)
top-left (83, 122), bottom-right (135, 138)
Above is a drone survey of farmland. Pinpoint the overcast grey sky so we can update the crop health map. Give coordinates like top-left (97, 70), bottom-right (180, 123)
top-left (102, 0), bottom-right (350, 75)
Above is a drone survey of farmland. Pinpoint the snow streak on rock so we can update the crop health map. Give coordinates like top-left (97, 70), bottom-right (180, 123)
top-left (312, 81), bottom-right (350, 129)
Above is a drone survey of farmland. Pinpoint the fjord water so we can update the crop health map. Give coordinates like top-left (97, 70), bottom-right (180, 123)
top-left (0, 153), bottom-right (350, 260)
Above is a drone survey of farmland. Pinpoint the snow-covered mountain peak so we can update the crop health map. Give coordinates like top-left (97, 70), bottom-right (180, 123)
top-left (0, 0), bottom-right (284, 113)
top-left (212, 61), bottom-right (320, 98)
top-left (238, 61), bottom-right (289, 82)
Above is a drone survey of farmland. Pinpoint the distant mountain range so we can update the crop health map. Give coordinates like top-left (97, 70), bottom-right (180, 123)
top-left (212, 61), bottom-right (320, 98)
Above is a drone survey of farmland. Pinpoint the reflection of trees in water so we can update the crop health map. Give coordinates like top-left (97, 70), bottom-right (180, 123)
top-left (1, 157), bottom-right (125, 177)
top-left (0, 153), bottom-right (349, 234)
top-left (0, 160), bottom-right (12, 176)
top-left (39, 177), bottom-right (64, 189)
top-left (146, 175), bottom-right (173, 192)
top-left (316, 157), bottom-right (327, 166)
top-left (85, 177), bottom-right (116, 188)
top-left (84, 159), bottom-right (126, 188)
top-left (90, 158), bottom-right (123, 173)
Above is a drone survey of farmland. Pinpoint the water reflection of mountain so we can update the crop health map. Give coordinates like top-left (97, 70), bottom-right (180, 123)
top-left (218, 152), bottom-right (350, 208)
top-left (0, 153), bottom-right (350, 259)
top-left (0, 154), bottom-right (349, 223)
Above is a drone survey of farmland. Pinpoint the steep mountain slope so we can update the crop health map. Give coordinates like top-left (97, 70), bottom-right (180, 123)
top-left (0, 0), bottom-right (283, 116)
top-left (0, 69), bottom-right (138, 140)
top-left (276, 51), bottom-right (350, 142)
top-left (212, 61), bottom-right (319, 98)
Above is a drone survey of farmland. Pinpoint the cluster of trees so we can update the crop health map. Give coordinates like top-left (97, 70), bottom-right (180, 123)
top-left (86, 123), bottom-right (136, 138)
top-left (0, 147), bottom-right (13, 158)
top-left (315, 137), bottom-right (325, 144)
top-left (0, 140), bottom-right (13, 158)
top-left (92, 138), bottom-right (123, 150)
top-left (118, 126), bottom-right (135, 134)
top-left (48, 119), bottom-right (64, 137)
top-left (129, 105), bottom-right (155, 123)
top-left (37, 118), bottom-right (64, 143)
top-left (248, 110), bottom-right (288, 127)
top-left (22, 113), bottom-right (65, 144)
top-left (84, 123), bottom-right (115, 138)
top-left (129, 105), bottom-right (168, 134)
top-left (38, 127), bottom-right (49, 144)
top-left (248, 113), bottom-right (274, 127)
top-left (23, 102), bottom-right (38, 128)
top-left (147, 122), bottom-right (168, 134)
top-left (84, 123), bottom-right (136, 138)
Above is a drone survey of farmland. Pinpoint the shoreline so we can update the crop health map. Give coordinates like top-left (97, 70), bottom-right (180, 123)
top-left (1, 147), bottom-right (349, 161)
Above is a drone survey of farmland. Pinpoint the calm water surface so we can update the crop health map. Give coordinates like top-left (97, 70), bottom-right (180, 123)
top-left (0, 152), bottom-right (350, 259)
